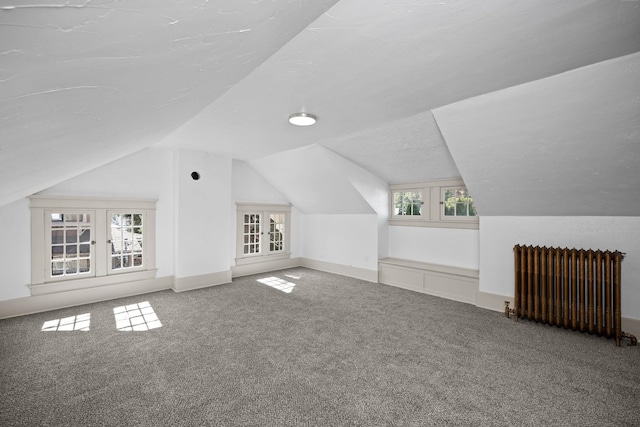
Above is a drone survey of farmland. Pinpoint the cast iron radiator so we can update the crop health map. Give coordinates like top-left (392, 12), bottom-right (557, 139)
top-left (505, 245), bottom-right (637, 347)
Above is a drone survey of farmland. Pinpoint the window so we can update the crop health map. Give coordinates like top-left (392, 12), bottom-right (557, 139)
top-left (393, 190), bottom-right (424, 216)
top-left (109, 212), bottom-right (144, 273)
top-left (442, 187), bottom-right (477, 218)
top-left (236, 203), bottom-right (291, 265)
top-left (389, 179), bottom-right (478, 229)
top-left (30, 196), bottom-right (157, 295)
top-left (48, 211), bottom-right (94, 279)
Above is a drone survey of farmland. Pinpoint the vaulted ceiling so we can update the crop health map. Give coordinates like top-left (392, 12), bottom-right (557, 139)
top-left (1, 0), bottom-right (639, 215)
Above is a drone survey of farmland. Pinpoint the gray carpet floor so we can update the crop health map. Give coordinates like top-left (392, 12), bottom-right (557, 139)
top-left (1, 267), bottom-right (639, 426)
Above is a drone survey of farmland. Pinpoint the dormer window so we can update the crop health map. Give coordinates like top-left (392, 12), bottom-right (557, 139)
top-left (389, 179), bottom-right (479, 229)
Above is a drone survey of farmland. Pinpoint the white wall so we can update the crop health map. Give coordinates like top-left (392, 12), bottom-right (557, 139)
top-left (480, 216), bottom-right (640, 320)
top-left (248, 145), bottom-right (376, 214)
top-left (230, 159), bottom-right (297, 265)
top-left (39, 147), bottom-right (175, 278)
top-left (326, 148), bottom-right (390, 259)
top-left (0, 148), bottom-right (176, 302)
top-left (299, 214), bottom-right (379, 272)
top-left (0, 198), bottom-right (31, 300)
top-left (174, 149), bottom-right (232, 278)
top-left (232, 160), bottom-right (289, 204)
top-left (388, 226), bottom-right (479, 270)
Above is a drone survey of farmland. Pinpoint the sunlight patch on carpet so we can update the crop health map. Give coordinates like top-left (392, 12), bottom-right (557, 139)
top-left (257, 276), bottom-right (296, 293)
top-left (114, 301), bottom-right (162, 331)
top-left (41, 313), bottom-right (90, 331)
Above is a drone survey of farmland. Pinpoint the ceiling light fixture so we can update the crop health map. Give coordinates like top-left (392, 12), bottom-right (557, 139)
top-left (288, 112), bottom-right (317, 126)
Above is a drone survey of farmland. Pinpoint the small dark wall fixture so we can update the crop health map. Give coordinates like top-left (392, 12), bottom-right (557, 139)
top-left (191, 171), bottom-right (200, 181)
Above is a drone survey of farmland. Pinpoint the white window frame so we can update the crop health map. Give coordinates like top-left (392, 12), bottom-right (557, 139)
top-left (30, 195), bottom-right (157, 296)
top-left (390, 189), bottom-right (427, 220)
top-left (389, 178), bottom-right (479, 229)
top-left (107, 211), bottom-right (146, 276)
top-left (45, 209), bottom-right (96, 282)
top-left (440, 186), bottom-right (477, 221)
top-left (235, 203), bottom-right (291, 266)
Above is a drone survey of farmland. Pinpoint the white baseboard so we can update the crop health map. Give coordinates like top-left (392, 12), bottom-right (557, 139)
top-left (479, 291), bottom-right (640, 343)
top-left (622, 317), bottom-right (640, 341)
top-left (379, 259), bottom-right (640, 343)
top-left (476, 291), bottom-right (512, 313)
top-left (232, 257), bottom-right (301, 278)
top-left (172, 270), bottom-right (232, 292)
top-left (0, 276), bottom-right (173, 320)
top-left (300, 258), bottom-right (378, 283)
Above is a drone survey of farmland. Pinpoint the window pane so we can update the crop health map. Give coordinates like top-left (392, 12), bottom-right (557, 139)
top-left (79, 259), bottom-right (90, 273)
top-left (269, 213), bottom-right (285, 253)
top-left (443, 187), bottom-right (477, 217)
top-left (242, 212), bottom-right (261, 255)
top-left (394, 191), bottom-right (422, 216)
top-left (48, 211), bottom-right (94, 278)
top-left (133, 254), bottom-right (143, 267)
top-left (79, 228), bottom-right (90, 243)
top-left (52, 262), bottom-right (64, 276)
top-left (79, 244), bottom-right (91, 257)
top-left (52, 246), bottom-right (64, 259)
top-left (109, 212), bottom-right (144, 270)
top-left (66, 229), bottom-right (77, 244)
top-left (51, 229), bottom-right (64, 244)
top-left (66, 260), bottom-right (77, 275)
top-left (122, 231), bottom-right (133, 253)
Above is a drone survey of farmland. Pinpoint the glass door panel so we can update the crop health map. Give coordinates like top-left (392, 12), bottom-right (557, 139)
top-left (108, 211), bottom-right (144, 274)
top-left (47, 211), bottom-right (95, 280)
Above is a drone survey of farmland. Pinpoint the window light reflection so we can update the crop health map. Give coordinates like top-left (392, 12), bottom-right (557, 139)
top-left (42, 313), bottom-right (90, 331)
top-left (257, 276), bottom-right (296, 293)
top-left (113, 301), bottom-right (162, 331)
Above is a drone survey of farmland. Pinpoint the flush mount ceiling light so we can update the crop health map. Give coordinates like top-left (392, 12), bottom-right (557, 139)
top-left (288, 112), bottom-right (317, 126)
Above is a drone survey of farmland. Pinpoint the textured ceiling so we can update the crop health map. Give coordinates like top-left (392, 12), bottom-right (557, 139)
top-left (0, 0), bottom-right (339, 206)
top-left (434, 52), bottom-right (640, 216)
top-left (1, 0), bottom-right (639, 215)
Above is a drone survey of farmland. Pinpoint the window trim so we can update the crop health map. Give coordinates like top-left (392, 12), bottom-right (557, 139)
top-left (389, 178), bottom-right (479, 229)
top-left (235, 202), bottom-right (291, 266)
top-left (30, 195), bottom-right (157, 296)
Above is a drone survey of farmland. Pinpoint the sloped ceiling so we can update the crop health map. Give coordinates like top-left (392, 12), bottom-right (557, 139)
top-left (248, 144), bottom-right (377, 215)
top-left (433, 53), bottom-right (640, 216)
top-left (0, 0), bottom-right (339, 207)
top-left (1, 0), bottom-right (640, 215)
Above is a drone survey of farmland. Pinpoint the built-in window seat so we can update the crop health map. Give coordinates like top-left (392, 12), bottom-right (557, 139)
top-left (378, 257), bottom-right (479, 306)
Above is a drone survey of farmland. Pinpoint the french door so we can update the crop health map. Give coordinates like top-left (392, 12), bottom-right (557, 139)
top-left (45, 210), bottom-right (95, 280)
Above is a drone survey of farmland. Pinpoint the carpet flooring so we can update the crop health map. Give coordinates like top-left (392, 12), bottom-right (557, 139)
top-left (1, 268), bottom-right (639, 426)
